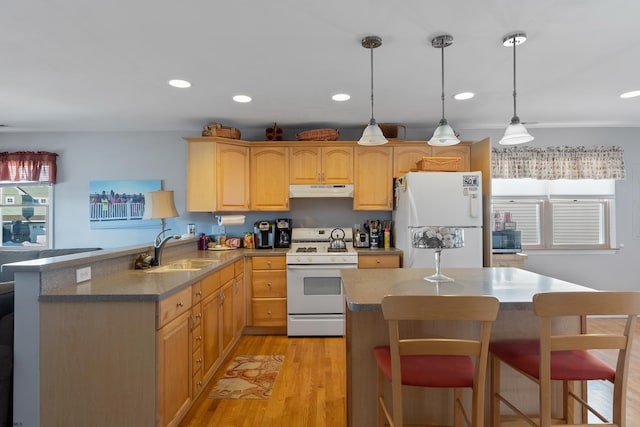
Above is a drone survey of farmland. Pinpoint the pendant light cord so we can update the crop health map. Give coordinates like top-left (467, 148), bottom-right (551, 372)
top-left (369, 43), bottom-right (375, 124)
top-left (512, 36), bottom-right (518, 119)
top-left (440, 42), bottom-right (446, 121)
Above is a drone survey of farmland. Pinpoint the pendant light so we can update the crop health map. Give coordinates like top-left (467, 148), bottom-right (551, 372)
top-left (358, 36), bottom-right (388, 146)
top-left (428, 34), bottom-right (460, 146)
top-left (499, 32), bottom-right (534, 145)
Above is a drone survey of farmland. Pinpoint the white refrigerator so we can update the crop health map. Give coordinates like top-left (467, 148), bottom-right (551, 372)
top-left (392, 171), bottom-right (483, 268)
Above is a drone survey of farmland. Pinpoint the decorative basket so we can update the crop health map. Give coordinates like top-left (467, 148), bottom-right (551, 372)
top-left (378, 123), bottom-right (406, 139)
top-left (416, 156), bottom-right (461, 172)
top-left (202, 122), bottom-right (241, 139)
top-left (296, 128), bottom-right (340, 141)
top-left (265, 122), bottom-right (283, 141)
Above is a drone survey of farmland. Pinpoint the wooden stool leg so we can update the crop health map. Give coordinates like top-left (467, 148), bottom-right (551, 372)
top-left (377, 368), bottom-right (386, 427)
top-left (491, 355), bottom-right (501, 427)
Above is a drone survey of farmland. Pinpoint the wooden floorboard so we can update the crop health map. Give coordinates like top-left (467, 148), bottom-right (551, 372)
top-left (179, 317), bottom-right (639, 426)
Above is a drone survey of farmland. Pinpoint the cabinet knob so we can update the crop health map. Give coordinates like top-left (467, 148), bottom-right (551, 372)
top-left (267, 282), bottom-right (272, 288)
top-left (196, 335), bottom-right (202, 341)
top-left (197, 381), bottom-right (203, 386)
top-left (376, 259), bottom-right (381, 263)
top-left (197, 358), bottom-right (203, 364)
top-left (195, 313), bottom-right (202, 319)
top-left (267, 310), bottom-right (272, 316)
top-left (177, 301), bottom-right (184, 308)
top-left (196, 290), bottom-right (202, 296)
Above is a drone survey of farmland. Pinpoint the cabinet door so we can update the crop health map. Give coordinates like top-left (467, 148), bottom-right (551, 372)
top-left (233, 261), bottom-right (246, 338)
top-left (322, 146), bottom-right (353, 184)
top-left (187, 140), bottom-right (217, 212)
top-left (353, 146), bottom-right (393, 211)
top-left (201, 292), bottom-right (220, 381)
top-left (250, 146), bottom-right (290, 210)
top-left (290, 146), bottom-right (322, 184)
top-left (431, 145), bottom-right (470, 171)
top-left (220, 279), bottom-right (235, 356)
top-left (216, 143), bottom-right (250, 211)
top-left (393, 146), bottom-right (432, 177)
top-left (157, 310), bottom-right (192, 427)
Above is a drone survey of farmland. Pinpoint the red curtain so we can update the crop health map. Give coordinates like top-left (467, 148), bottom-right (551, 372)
top-left (0, 151), bottom-right (58, 183)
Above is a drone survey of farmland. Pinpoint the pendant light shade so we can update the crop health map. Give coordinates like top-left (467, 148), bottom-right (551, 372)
top-left (499, 32), bottom-right (534, 145)
top-left (358, 36), bottom-right (388, 146)
top-left (428, 34), bottom-right (460, 146)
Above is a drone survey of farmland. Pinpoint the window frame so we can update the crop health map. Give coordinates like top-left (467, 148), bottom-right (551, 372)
top-left (0, 183), bottom-right (54, 248)
top-left (492, 180), bottom-right (616, 251)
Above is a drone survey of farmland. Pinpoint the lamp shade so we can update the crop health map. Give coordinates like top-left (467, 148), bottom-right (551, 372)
top-left (428, 120), bottom-right (460, 146)
top-left (499, 121), bottom-right (534, 145)
top-left (142, 190), bottom-right (179, 220)
top-left (358, 123), bottom-right (388, 146)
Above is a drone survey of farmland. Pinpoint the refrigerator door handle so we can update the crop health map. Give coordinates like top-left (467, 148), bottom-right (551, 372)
top-left (470, 193), bottom-right (479, 218)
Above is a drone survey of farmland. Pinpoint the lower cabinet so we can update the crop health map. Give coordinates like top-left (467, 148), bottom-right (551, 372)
top-left (158, 310), bottom-right (192, 427)
top-left (250, 256), bottom-right (287, 329)
top-left (39, 261), bottom-right (247, 427)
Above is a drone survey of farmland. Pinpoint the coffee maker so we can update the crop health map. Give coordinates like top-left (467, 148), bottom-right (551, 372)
top-left (254, 220), bottom-right (275, 249)
top-left (274, 218), bottom-right (291, 248)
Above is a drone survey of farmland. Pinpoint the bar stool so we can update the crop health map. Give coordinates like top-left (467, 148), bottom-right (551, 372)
top-left (490, 291), bottom-right (640, 427)
top-left (373, 295), bottom-right (500, 427)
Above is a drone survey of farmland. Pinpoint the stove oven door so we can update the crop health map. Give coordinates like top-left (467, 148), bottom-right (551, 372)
top-left (286, 264), bottom-right (355, 336)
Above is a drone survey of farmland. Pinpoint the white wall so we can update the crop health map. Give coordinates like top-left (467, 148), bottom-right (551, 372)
top-left (2, 127), bottom-right (639, 291)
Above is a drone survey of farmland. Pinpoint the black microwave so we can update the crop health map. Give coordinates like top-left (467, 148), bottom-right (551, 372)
top-left (492, 230), bottom-right (522, 253)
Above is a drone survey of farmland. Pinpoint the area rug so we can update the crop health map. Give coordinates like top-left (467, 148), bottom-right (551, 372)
top-left (208, 355), bottom-right (284, 400)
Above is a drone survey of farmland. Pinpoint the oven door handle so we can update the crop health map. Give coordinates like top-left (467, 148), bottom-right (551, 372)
top-left (286, 264), bottom-right (357, 270)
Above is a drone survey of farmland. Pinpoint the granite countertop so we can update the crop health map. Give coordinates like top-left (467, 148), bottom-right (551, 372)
top-left (37, 247), bottom-right (289, 303)
top-left (341, 267), bottom-right (595, 312)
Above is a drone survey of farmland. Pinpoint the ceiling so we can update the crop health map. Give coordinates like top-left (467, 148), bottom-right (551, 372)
top-left (2, 0), bottom-right (640, 136)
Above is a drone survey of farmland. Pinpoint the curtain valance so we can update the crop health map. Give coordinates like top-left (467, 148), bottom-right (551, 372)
top-left (0, 151), bottom-right (58, 183)
top-left (492, 146), bottom-right (625, 180)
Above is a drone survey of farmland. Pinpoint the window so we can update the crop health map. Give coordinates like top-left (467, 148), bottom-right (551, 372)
top-left (1, 185), bottom-right (53, 248)
top-left (492, 179), bottom-right (615, 250)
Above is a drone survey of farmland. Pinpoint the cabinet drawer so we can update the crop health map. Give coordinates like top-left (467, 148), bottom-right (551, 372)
top-left (192, 368), bottom-right (204, 398)
top-left (191, 301), bottom-right (202, 327)
top-left (192, 281), bottom-right (203, 304)
top-left (157, 287), bottom-right (192, 328)
top-left (220, 264), bottom-right (235, 285)
top-left (358, 255), bottom-right (400, 269)
top-left (252, 256), bottom-right (286, 270)
top-left (201, 271), bottom-right (221, 299)
top-left (192, 323), bottom-right (203, 349)
top-left (252, 271), bottom-right (286, 297)
top-left (251, 298), bottom-right (287, 327)
top-left (192, 346), bottom-right (203, 372)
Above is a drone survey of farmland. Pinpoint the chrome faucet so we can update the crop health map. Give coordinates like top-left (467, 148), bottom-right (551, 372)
top-left (151, 229), bottom-right (181, 266)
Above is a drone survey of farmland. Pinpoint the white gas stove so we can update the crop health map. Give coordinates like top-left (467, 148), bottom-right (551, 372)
top-left (286, 227), bottom-right (358, 265)
top-left (286, 227), bottom-right (358, 337)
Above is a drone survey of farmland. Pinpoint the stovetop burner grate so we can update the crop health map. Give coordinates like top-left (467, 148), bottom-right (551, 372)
top-left (295, 247), bottom-right (317, 253)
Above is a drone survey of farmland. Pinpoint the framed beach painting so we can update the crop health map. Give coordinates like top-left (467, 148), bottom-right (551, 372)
top-left (89, 179), bottom-right (161, 229)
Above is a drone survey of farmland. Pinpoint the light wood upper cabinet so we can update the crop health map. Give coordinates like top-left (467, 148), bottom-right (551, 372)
top-left (353, 146), bottom-right (393, 211)
top-left (186, 139), bottom-right (250, 212)
top-left (431, 145), bottom-right (470, 172)
top-left (250, 146), bottom-right (289, 211)
top-left (393, 145), bottom-right (431, 177)
top-left (290, 146), bottom-right (353, 184)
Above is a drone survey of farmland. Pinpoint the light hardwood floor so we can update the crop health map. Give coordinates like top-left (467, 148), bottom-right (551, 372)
top-left (179, 317), bottom-right (638, 427)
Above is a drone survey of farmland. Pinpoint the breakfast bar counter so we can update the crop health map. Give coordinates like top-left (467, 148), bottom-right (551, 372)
top-left (341, 267), bottom-right (595, 426)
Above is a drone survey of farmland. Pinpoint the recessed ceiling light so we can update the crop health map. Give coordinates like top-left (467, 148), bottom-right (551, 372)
top-left (332, 93), bottom-right (351, 101)
top-left (620, 90), bottom-right (640, 99)
top-left (233, 95), bottom-right (252, 103)
top-left (168, 79), bottom-right (191, 88)
top-left (453, 92), bottom-right (475, 100)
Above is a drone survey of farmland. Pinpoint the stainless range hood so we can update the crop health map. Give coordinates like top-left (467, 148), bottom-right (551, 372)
top-left (289, 184), bottom-right (354, 198)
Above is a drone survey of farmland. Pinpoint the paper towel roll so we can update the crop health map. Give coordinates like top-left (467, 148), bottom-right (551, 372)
top-left (217, 215), bottom-right (246, 226)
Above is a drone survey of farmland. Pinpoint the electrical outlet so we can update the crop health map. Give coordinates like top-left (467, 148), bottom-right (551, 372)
top-left (76, 266), bottom-right (91, 283)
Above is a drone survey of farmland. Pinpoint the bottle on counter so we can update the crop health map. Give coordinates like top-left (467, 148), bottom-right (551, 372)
top-left (198, 233), bottom-right (207, 250)
top-left (384, 228), bottom-right (390, 249)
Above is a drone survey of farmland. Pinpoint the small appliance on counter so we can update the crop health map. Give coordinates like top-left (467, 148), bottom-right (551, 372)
top-left (274, 218), bottom-right (292, 248)
top-left (492, 230), bottom-right (522, 253)
top-left (254, 220), bottom-right (275, 249)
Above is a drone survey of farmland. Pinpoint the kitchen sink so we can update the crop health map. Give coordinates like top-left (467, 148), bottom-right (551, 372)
top-left (146, 258), bottom-right (221, 273)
